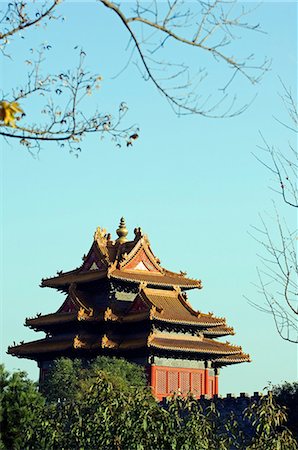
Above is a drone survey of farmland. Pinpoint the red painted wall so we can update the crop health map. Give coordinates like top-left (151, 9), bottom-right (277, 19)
top-left (149, 365), bottom-right (217, 401)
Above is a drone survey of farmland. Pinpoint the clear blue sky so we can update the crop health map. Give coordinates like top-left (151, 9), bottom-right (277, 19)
top-left (1, 1), bottom-right (297, 395)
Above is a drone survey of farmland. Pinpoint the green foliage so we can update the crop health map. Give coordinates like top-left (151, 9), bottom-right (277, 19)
top-left (272, 381), bottom-right (298, 439)
top-left (244, 391), bottom-right (298, 450)
top-left (31, 373), bottom-right (232, 450)
top-left (2, 359), bottom-right (298, 450)
top-left (43, 356), bottom-right (147, 403)
top-left (0, 364), bottom-right (45, 450)
top-left (90, 356), bottom-right (147, 390)
top-left (31, 370), bottom-right (167, 450)
top-left (42, 357), bottom-right (83, 402)
top-left (165, 395), bottom-right (231, 449)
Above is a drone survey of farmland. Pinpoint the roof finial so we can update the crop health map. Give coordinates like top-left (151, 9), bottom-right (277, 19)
top-left (116, 217), bottom-right (128, 244)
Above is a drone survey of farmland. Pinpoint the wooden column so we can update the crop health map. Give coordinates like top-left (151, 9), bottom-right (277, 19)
top-left (214, 368), bottom-right (219, 395)
top-left (37, 361), bottom-right (44, 387)
top-left (204, 362), bottom-right (209, 396)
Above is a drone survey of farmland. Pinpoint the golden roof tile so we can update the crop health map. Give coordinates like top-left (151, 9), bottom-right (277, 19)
top-left (41, 221), bottom-right (202, 290)
top-left (203, 325), bottom-right (235, 337)
top-left (8, 330), bottom-right (249, 366)
top-left (212, 353), bottom-right (251, 365)
top-left (149, 334), bottom-right (243, 355)
top-left (110, 270), bottom-right (201, 288)
top-left (138, 288), bottom-right (225, 326)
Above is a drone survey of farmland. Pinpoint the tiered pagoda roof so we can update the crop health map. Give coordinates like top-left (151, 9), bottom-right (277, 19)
top-left (8, 218), bottom-right (250, 373)
top-left (25, 287), bottom-right (230, 330)
top-left (40, 219), bottom-right (202, 291)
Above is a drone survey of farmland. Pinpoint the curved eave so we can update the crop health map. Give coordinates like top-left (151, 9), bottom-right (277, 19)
top-left (149, 337), bottom-right (242, 356)
top-left (8, 333), bottom-right (249, 367)
top-left (26, 310), bottom-right (149, 329)
top-left (26, 312), bottom-right (78, 329)
top-left (41, 269), bottom-right (108, 288)
top-left (7, 337), bottom-right (74, 359)
top-left (110, 270), bottom-right (202, 289)
top-left (41, 269), bottom-right (201, 290)
top-left (212, 353), bottom-right (251, 366)
top-left (203, 326), bottom-right (235, 338)
top-left (103, 334), bottom-right (245, 358)
top-left (28, 311), bottom-right (228, 329)
top-left (151, 316), bottom-right (226, 327)
top-left (118, 312), bottom-right (225, 327)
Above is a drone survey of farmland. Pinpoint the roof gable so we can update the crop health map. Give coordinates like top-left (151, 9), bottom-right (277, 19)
top-left (129, 295), bottom-right (150, 314)
top-left (41, 219), bottom-right (202, 290)
top-left (80, 241), bottom-right (108, 272)
top-left (58, 293), bottom-right (79, 313)
top-left (119, 237), bottom-right (163, 273)
top-left (121, 247), bottom-right (161, 273)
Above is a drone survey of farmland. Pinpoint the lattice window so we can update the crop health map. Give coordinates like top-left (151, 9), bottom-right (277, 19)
top-left (191, 372), bottom-right (202, 395)
top-left (168, 371), bottom-right (179, 393)
top-left (180, 371), bottom-right (190, 394)
top-left (156, 369), bottom-right (167, 394)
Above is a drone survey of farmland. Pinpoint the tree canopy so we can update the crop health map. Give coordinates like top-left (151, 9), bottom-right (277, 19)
top-left (1, 359), bottom-right (297, 449)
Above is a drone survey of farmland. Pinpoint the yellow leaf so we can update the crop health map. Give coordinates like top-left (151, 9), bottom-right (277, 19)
top-left (0, 101), bottom-right (23, 127)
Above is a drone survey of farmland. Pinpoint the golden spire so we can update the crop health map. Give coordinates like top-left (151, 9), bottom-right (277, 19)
top-left (116, 217), bottom-right (128, 244)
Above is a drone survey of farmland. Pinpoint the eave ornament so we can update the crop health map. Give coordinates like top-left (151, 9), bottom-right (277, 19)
top-left (78, 307), bottom-right (86, 321)
top-left (74, 335), bottom-right (85, 349)
top-left (101, 334), bottom-right (109, 348)
top-left (104, 307), bottom-right (116, 321)
top-left (77, 307), bottom-right (93, 321)
top-left (101, 334), bottom-right (116, 349)
top-left (134, 227), bottom-right (143, 240)
top-left (149, 306), bottom-right (157, 320)
top-left (147, 332), bottom-right (155, 346)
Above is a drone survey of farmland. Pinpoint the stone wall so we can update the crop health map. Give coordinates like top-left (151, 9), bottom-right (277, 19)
top-left (161, 391), bottom-right (265, 423)
top-left (197, 392), bottom-right (263, 421)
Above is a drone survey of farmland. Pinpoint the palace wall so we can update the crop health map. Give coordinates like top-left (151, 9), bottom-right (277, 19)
top-left (161, 391), bottom-right (266, 417)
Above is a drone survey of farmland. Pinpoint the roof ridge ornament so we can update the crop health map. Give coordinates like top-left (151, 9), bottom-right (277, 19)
top-left (116, 217), bottom-right (128, 244)
top-left (134, 227), bottom-right (143, 240)
top-left (138, 281), bottom-right (147, 292)
top-left (94, 226), bottom-right (107, 242)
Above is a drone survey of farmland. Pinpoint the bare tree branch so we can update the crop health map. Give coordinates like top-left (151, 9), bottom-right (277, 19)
top-left (99, 0), bottom-right (270, 117)
top-left (1, 1), bottom-right (270, 152)
top-left (0, 1), bottom-right (59, 45)
top-left (251, 82), bottom-right (298, 343)
top-left (0, 3), bottom-right (138, 154)
top-left (0, 47), bottom-right (138, 155)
